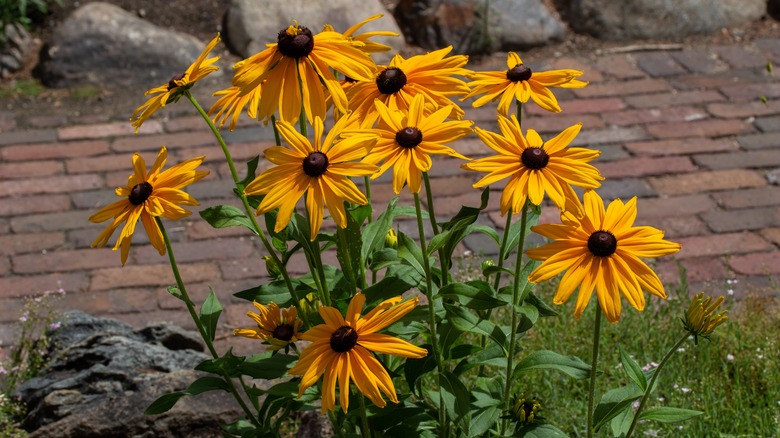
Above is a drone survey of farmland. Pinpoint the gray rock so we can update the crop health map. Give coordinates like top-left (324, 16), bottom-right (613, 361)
top-left (37, 2), bottom-right (217, 88)
top-left (225, 0), bottom-right (404, 60)
top-left (16, 311), bottom-right (241, 438)
top-left (394, 0), bottom-right (565, 55)
top-left (569, 0), bottom-right (766, 41)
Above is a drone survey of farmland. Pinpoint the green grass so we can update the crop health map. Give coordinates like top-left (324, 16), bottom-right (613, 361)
top-left (0, 79), bottom-right (43, 98)
top-left (515, 273), bottom-right (780, 437)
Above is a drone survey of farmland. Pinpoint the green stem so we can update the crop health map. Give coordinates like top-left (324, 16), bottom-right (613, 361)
top-left (184, 92), bottom-right (307, 325)
top-left (516, 99), bottom-right (523, 125)
top-left (359, 393), bottom-right (371, 438)
top-left (587, 306), bottom-right (603, 438)
top-left (328, 411), bottom-right (346, 438)
top-left (500, 203), bottom-right (528, 435)
top-left (270, 115), bottom-right (282, 146)
top-left (156, 217), bottom-right (260, 427)
top-left (413, 192), bottom-right (446, 436)
top-left (423, 172), bottom-right (449, 287)
top-left (625, 334), bottom-right (690, 438)
top-left (491, 211), bottom-right (514, 291)
top-left (312, 238), bottom-right (331, 306)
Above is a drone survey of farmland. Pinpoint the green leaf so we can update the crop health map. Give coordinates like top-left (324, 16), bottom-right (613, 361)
top-left (513, 350), bottom-right (591, 380)
top-left (368, 248), bottom-right (401, 271)
top-left (593, 385), bottom-right (643, 432)
top-left (438, 282), bottom-right (506, 311)
top-left (439, 371), bottom-right (470, 422)
top-left (362, 264), bottom-right (423, 304)
top-left (515, 304), bottom-right (539, 335)
top-left (362, 197), bottom-right (398, 263)
top-left (238, 353), bottom-right (297, 379)
top-left (199, 287), bottom-right (222, 342)
top-left (452, 343), bottom-right (506, 375)
top-left (437, 321), bottom-right (464, 359)
top-left (335, 204), bottom-right (363, 291)
top-left (468, 406), bottom-right (501, 437)
top-left (610, 405), bottom-right (633, 438)
top-left (639, 407), bottom-right (704, 423)
top-left (233, 277), bottom-right (313, 305)
top-left (446, 304), bottom-right (507, 352)
top-left (238, 155), bottom-right (260, 187)
top-left (367, 401), bottom-right (426, 431)
top-left (505, 205), bottom-right (540, 253)
top-left (166, 286), bottom-right (183, 300)
top-left (525, 292), bottom-right (559, 317)
top-left (186, 376), bottom-right (231, 396)
top-left (199, 205), bottom-right (257, 235)
top-left (145, 391), bottom-right (187, 415)
top-left (620, 346), bottom-right (647, 391)
top-left (515, 423), bottom-right (569, 437)
top-left (404, 345), bottom-right (436, 397)
top-left (397, 231), bottom-right (426, 277)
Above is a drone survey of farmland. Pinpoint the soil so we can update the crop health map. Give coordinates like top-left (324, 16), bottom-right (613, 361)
top-left (2, 0), bottom-right (779, 124)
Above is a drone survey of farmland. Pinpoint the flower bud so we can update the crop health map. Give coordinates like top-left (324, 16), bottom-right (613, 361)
top-left (385, 227), bottom-right (398, 249)
top-left (263, 255), bottom-right (282, 280)
top-left (683, 292), bottom-right (728, 344)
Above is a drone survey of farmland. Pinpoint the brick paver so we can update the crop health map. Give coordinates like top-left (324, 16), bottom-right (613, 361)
top-left (1, 36), bottom-right (778, 342)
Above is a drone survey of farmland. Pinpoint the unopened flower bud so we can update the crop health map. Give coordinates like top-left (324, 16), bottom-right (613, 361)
top-left (385, 228), bottom-right (398, 249)
top-left (263, 255), bottom-right (282, 279)
top-left (481, 259), bottom-right (496, 273)
top-left (683, 292), bottom-right (728, 344)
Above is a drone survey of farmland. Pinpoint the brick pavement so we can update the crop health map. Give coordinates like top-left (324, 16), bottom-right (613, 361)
top-left (1, 38), bottom-right (779, 352)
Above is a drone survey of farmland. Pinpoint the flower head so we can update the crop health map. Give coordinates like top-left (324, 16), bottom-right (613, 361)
top-left (526, 190), bottom-right (681, 323)
top-left (463, 52), bottom-right (587, 115)
top-left (346, 46), bottom-right (471, 127)
top-left (220, 20), bottom-right (376, 125)
top-left (288, 292), bottom-right (427, 413)
top-left (462, 114), bottom-right (603, 214)
top-left (683, 292), bottom-right (728, 344)
top-left (234, 302), bottom-right (302, 350)
top-left (364, 93), bottom-right (473, 193)
top-left (209, 84), bottom-right (262, 131)
top-left (324, 14), bottom-right (399, 55)
top-left (89, 147), bottom-right (208, 265)
top-left (509, 393), bottom-right (543, 427)
top-left (131, 34), bottom-right (221, 132)
top-left (244, 114), bottom-right (378, 240)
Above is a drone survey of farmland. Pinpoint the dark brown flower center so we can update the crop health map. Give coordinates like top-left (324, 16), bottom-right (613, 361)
top-left (395, 127), bottom-right (423, 149)
top-left (520, 147), bottom-right (549, 169)
top-left (587, 231), bottom-right (617, 257)
top-left (272, 324), bottom-right (295, 342)
top-left (128, 182), bottom-right (153, 205)
top-left (376, 67), bottom-right (407, 94)
top-left (167, 73), bottom-right (185, 90)
top-left (277, 26), bottom-right (314, 59)
top-left (302, 152), bottom-right (329, 177)
top-left (330, 326), bottom-right (358, 352)
top-left (506, 64), bottom-right (533, 82)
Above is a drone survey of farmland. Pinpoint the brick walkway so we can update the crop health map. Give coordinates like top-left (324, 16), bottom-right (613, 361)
top-left (1, 38), bottom-right (779, 351)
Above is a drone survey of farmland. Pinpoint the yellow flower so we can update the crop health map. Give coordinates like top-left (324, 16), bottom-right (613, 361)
top-left (463, 51), bottom-right (587, 115)
top-left (526, 190), bottom-right (681, 323)
top-left (131, 34), bottom-right (221, 132)
top-left (461, 114), bottom-right (603, 214)
top-left (209, 84), bottom-right (262, 131)
top-left (89, 147), bottom-right (208, 266)
top-left (288, 292), bottom-right (427, 413)
top-left (346, 46), bottom-right (471, 127)
top-left (223, 20), bottom-right (376, 125)
top-left (244, 114), bottom-right (378, 240)
top-left (683, 292), bottom-right (728, 344)
top-left (324, 14), bottom-right (398, 54)
top-left (364, 93), bottom-right (473, 194)
top-left (234, 302), bottom-right (302, 351)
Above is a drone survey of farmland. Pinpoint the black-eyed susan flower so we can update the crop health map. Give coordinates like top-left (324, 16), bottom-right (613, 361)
top-left (683, 292), bottom-right (728, 344)
top-left (346, 46), bottom-right (471, 127)
top-left (288, 292), bottom-right (427, 413)
top-left (89, 147), bottom-right (208, 266)
top-left (209, 84), bottom-right (262, 131)
top-left (234, 302), bottom-right (302, 351)
top-left (463, 52), bottom-right (587, 115)
top-left (461, 114), bottom-right (603, 214)
top-left (131, 34), bottom-right (221, 132)
top-left (364, 93), bottom-right (473, 194)
top-left (526, 190), bottom-right (681, 323)
top-left (223, 20), bottom-right (375, 125)
top-left (244, 114), bottom-right (378, 240)
top-left (324, 14), bottom-right (398, 55)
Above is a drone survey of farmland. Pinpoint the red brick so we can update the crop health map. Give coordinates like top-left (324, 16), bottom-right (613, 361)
top-left (109, 310), bottom-right (196, 332)
top-left (635, 51), bottom-right (687, 77)
top-left (0, 174), bottom-right (103, 197)
top-left (646, 215), bottom-right (709, 238)
top-left (427, 175), bottom-right (482, 198)
top-left (65, 154), bottom-right (132, 174)
top-left (11, 210), bottom-right (96, 233)
top-left (0, 256), bottom-right (9, 276)
top-left (694, 150), bottom-right (780, 170)
top-left (736, 132), bottom-right (780, 150)
top-left (219, 259), bottom-right (265, 280)
top-left (712, 186), bottom-right (780, 209)
top-left (547, 57), bottom-right (604, 82)
top-left (646, 119), bottom-right (753, 139)
top-left (173, 141), bottom-right (268, 166)
top-left (712, 45), bottom-right (768, 69)
top-left (90, 262), bottom-right (221, 291)
top-left (670, 49), bottom-right (729, 74)
top-left (707, 100), bottom-right (780, 118)
top-left (163, 116), bottom-right (210, 133)
top-left (648, 169), bottom-right (766, 196)
top-left (0, 232), bottom-right (66, 256)
top-left (719, 83), bottom-right (780, 101)
top-left (0, 194), bottom-right (72, 217)
top-left (0, 298), bottom-right (27, 323)
top-left (526, 98), bottom-right (625, 115)
top-left (760, 227), bottom-right (780, 245)
top-left (110, 131), bottom-right (215, 152)
top-left (655, 257), bottom-right (729, 284)
top-left (598, 156), bottom-right (696, 179)
top-left (131, 238), bottom-right (257, 264)
top-left (186, 220), bottom-right (254, 240)
top-left (675, 232), bottom-right (773, 258)
top-left (601, 106), bottom-right (707, 126)
top-left (624, 138), bottom-right (739, 156)
top-left (12, 248), bottom-right (118, 274)
top-left (68, 288), bottom-right (160, 315)
top-left (635, 194), bottom-right (714, 219)
top-left (0, 272), bottom-right (88, 298)
top-left (593, 54), bottom-right (646, 80)
top-left (58, 120), bottom-right (163, 140)
top-left (571, 126), bottom-right (648, 146)
top-left (0, 140), bottom-right (109, 161)
top-left (0, 129), bottom-right (57, 146)
top-left (729, 251), bottom-right (780, 275)
top-left (624, 90), bottom-right (724, 109)
top-left (0, 160), bottom-right (64, 179)
top-left (576, 78), bottom-right (671, 98)
top-left (701, 207), bottom-right (780, 233)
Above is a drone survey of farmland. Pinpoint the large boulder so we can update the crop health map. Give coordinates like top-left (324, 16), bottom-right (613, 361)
top-left (37, 2), bottom-right (217, 88)
top-left (15, 312), bottom-right (243, 438)
top-left (569, 0), bottom-right (767, 41)
top-left (225, 0), bottom-right (404, 60)
top-left (394, 0), bottom-right (565, 55)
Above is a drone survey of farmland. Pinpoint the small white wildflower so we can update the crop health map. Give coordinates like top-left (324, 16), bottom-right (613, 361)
top-left (673, 384), bottom-right (680, 389)
top-left (727, 289), bottom-right (734, 296)
top-left (657, 396), bottom-right (665, 402)
top-left (757, 354), bottom-right (764, 359)
top-left (0, 366), bottom-right (7, 375)
top-left (681, 387), bottom-right (692, 394)
top-left (19, 311), bottom-right (29, 323)
top-left (632, 400), bottom-right (640, 409)
top-left (677, 347), bottom-right (686, 353)
top-left (727, 354), bottom-right (735, 361)
top-left (49, 321), bottom-right (61, 331)
top-left (463, 250), bottom-right (472, 257)
top-left (615, 363), bottom-right (623, 369)
top-left (34, 297), bottom-right (42, 303)
top-left (644, 429), bottom-right (659, 437)
top-left (642, 361), bottom-right (659, 372)
top-left (677, 425), bottom-right (684, 430)
top-left (726, 278), bottom-right (738, 285)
